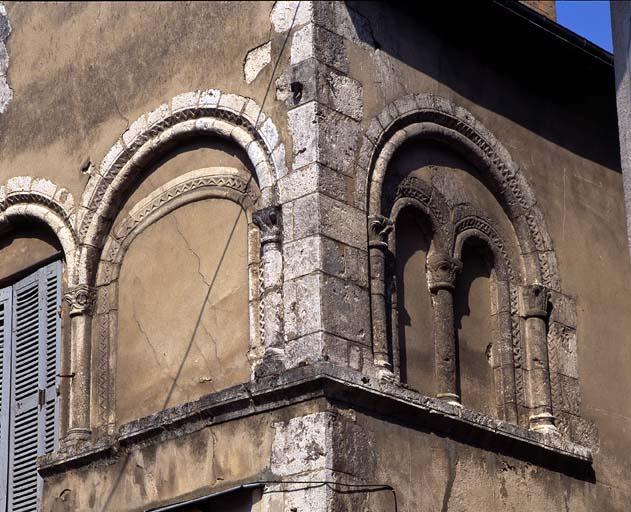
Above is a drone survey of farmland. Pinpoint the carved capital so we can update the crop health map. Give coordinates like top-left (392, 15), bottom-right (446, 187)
top-left (64, 285), bottom-right (97, 317)
top-left (368, 215), bottom-right (393, 250)
top-left (253, 206), bottom-right (282, 245)
top-left (520, 284), bottom-right (549, 318)
top-left (427, 253), bottom-right (461, 292)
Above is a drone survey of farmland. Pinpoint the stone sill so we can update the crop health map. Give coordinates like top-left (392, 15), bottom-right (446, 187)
top-left (38, 362), bottom-right (591, 476)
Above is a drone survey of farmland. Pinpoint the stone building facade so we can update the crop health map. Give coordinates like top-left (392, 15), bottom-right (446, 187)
top-left (0, 1), bottom-right (628, 511)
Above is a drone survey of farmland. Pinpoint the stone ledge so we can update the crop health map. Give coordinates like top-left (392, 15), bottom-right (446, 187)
top-left (38, 363), bottom-right (592, 477)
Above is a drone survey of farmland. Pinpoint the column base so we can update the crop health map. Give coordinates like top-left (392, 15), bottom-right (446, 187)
top-left (529, 412), bottom-right (558, 434)
top-left (437, 392), bottom-right (462, 407)
top-left (63, 427), bottom-right (91, 446)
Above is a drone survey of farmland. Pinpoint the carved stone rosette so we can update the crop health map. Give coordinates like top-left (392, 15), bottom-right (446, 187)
top-left (64, 284), bottom-right (97, 317)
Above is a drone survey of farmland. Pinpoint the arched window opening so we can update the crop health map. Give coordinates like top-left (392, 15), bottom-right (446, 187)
top-left (393, 207), bottom-right (434, 395)
top-left (454, 238), bottom-right (496, 416)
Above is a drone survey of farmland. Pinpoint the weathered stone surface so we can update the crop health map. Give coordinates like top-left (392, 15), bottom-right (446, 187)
top-left (0, 3), bottom-right (11, 114)
top-left (244, 40), bottom-right (271, 84)
top-left (0, 1), bottom-right (626, 510)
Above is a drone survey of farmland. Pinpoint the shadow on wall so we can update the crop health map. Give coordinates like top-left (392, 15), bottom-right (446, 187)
top-left (346, 0), bottom-right (619, 171)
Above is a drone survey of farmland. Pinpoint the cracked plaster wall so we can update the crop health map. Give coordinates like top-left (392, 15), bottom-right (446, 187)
top-left (116, 198), bottom-right (250, 425)
top-left (0, 2), bottom-right (282, 203)
top-left (0, 1), bottom-right (627, 511)
top-left (336, 1), bottom-right (630, 509)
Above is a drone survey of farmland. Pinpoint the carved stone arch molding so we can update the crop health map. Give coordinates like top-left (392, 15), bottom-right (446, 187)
top-left (62, 90), bottom-right (287, 442)
top-left (0, 176), bottom-right (78, 284)
top-left (94, 167), bottom-right (262, 432)
top-left (357, 93), bottom-right (560, 291)
top-left (361, 94), bottom-right (571, 436)
top-left (77, 90), bottom-right (285, 285)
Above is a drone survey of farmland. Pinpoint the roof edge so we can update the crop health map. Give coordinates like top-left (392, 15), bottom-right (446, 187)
top-left (497, 0), bottom-right (613, 66)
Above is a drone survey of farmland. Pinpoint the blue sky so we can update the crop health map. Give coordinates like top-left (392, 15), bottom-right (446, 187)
top-left (556, 1), bottom-right (612, 52)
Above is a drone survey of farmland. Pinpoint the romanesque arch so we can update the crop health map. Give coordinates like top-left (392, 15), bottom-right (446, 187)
top-left (360, 94), bottom-right (562, 433)
top-left (64, 90), bottom-right (286, 439)
top-left (0, 176), bottom-right (77, 284)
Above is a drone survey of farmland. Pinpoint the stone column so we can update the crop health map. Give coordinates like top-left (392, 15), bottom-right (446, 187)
top-left (520, 284), bottom-right (556, 433)
top-left (63, 284), bottom-right (96, 443)
top-left (253, 206), bottom-right (285, 375)
top-left (427, 253), bottom-right (462, 405)
top-left (368, 215), bottom-right (394, 378)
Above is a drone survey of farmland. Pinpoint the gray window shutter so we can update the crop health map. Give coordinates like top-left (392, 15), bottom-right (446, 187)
top-left (8, 261), bottom-right (61, 512)
top-left (0, 285), bottom-right (12, 510)
top-left (40, 262), bottom-right (61, 457)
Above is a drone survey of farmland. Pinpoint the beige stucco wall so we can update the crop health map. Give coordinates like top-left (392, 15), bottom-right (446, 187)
top-left (116, 198), bottom-right (250, 425)
top-left (0, 1), bottom-right (628, 511)
top-left (43, 405), bottom-right (286, 511)
top-left (347, 1), bottom-right (629, 507)
top-left (360, 408), bottom-right (627, 512)
top-left (0, 1), bottom-right (284, 203)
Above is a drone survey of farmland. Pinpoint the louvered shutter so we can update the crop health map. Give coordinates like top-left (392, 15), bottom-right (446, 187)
top-left (40, 262), bottom-right (61, 460)
top-left (8, 261), bottom-right (61, 512)
top-left (0, 285), bottom-right (12, 510)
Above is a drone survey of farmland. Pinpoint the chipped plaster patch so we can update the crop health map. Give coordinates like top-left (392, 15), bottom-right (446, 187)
top-left (0, 3), bottom-right (12, 113)
top-left (270, 1), bottom-right (312, 33)
top-left (244, 41), bottom-right (272, 84)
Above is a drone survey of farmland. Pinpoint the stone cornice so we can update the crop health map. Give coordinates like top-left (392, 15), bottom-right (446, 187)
top-left (38, 363), bottom-right (592, 477)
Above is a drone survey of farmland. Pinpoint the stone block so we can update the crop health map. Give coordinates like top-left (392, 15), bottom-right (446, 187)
top-left (171, 91), bottom-right (199, 113)
top-left (283, 273), bottom-right (322, 340)
top-left (548, 291), bottom-right (577, 329)
top-left (278, 162), bottom-right (346, 203)
top-left (559, 374), bottom-right (581, 415)
top-left (270, 1), bottom-right (313, 33)
top-left (288, 101), bottom-right (359, 175)
top-left (320, 273), bottom-right (370, 344)
top-left (283, 234), bottom-right (368, 287)
top-left (271, 412), bottom-right (332, 476)
top-left (319, 194), bottom-right (366, 249)
top-left (146, 102), bottom-right (170, 128)
top-left (291, 192), bottom-right (321, 241)
top-left (280, 59), bottom-right (362, 121)
top-left (244, 41), bottom-right (271, 84)
top-left (259, 116), bottom-right (279, 149)
top-left (316, 106), bottom-right (360, 176)
top-left (287, 101), bottom-right (318, 169)
top-left (218, 93), bottom-right (246, 115)
top-left (283, 235), bottom-right (321, 280)
top-left (284, 331), bottom-right (325, 366)
top-left (198, 89), bottom-right (221, 108)
top-left (548, 322), bottom-right (578, 378)
top-left (290, 23), bottom-right (348, 73)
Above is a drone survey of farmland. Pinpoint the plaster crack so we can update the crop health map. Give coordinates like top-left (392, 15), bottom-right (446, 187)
top-left (170, 214), bottom-right (212, 288)
top-left (133, 310), bottom-right (167, 373)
